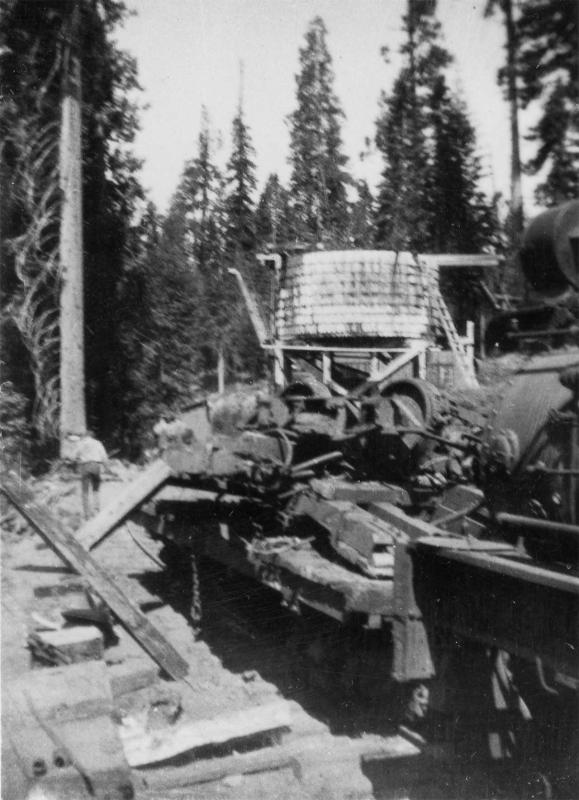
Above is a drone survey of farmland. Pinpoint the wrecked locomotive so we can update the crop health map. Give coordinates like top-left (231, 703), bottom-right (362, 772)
top-left (132, 204), bottom-right (578, 790)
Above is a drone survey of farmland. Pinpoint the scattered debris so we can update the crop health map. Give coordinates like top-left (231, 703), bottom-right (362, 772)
top-left (0, 472), bottom-right (189, 681)
top-left (119, 699), bottom-right (292, 767)
top-left (2, 661), bottom-right (134, 800)
top-left (28, 626), bottom-right (104, 666)
top-left (145, 685), bottom-right (182, 729)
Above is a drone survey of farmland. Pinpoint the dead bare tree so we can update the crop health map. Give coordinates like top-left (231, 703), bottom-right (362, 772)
top-left (2, 116), bottom-right (62, 443)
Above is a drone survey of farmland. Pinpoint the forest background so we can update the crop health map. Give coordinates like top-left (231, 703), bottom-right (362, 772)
top-left (1, 0), bottom-right (577, 467)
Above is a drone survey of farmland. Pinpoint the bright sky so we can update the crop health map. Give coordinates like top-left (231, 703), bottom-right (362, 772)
top-left (115, 0), bottom-right (541, 216)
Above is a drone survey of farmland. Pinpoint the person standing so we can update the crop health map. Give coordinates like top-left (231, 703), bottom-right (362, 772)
top-left (72, 430), bottom-right (108, 519)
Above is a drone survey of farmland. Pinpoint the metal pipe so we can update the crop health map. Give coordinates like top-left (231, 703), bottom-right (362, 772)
top-left (525, 466), bottom-right (579, 476)
top-left (290, 450), bottom-right (343, 475)
top-left (394, 427), bottom-right (471, 451)
top-left (506, 326), bottom-right (579, 340)
top-left (496, 512), bottom-right (579, 537)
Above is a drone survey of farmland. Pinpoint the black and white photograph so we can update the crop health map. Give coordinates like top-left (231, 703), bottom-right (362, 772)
top-left (1, 0), bottom-right (577, 797)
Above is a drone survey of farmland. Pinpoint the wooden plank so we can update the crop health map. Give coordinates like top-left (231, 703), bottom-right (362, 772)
top-left (4, 661), bottom-right (134, 799)
top-left (310, 478), bottom-right (410, 506)
top-left (77, 459), bottom-right (172, 550)
top-left (0, 472), bottom-right (189, 680)
top-left (352, 342), bottom-right (429, 397)
top-left (369, 501), bottom-right (444, 542)
top-left (141, 732), bottom-right (420, 793)
top-left (295, 494), bottom-right (397, 577)
top-left (119, 700), bottom-right (292, 767)
top-left (142, 744), bottom-right (297, 791)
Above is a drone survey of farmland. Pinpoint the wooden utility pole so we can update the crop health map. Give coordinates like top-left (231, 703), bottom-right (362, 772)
top-left (59, 0), bottom-right (87, 455)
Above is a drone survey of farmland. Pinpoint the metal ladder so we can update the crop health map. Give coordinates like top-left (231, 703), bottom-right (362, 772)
top-left (431, 284), bottom-right (479, 389)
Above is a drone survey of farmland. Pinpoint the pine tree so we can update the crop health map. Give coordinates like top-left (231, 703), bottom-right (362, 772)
top-left (430, 77), bottom-right (499, 252)
top-left (347, 180), bottom-right (375, 248)
top-left (375, 1), bottom-right (497, 254)
top-left (222, 102), bottom-right (268, 380)
top-left (179, 108), bottom-right (224, 273)
top-left (516, 0), bottom-right (578, 205)
top-left (170, 111), bottom-right (228, 386)
top-left (225, 106), bottom-right (257, 255)
top-left (375, 1), bottom-right (450, 250)
top-left (255, 174), bottom-right (294, 249)
top-left (375, 71), bottom-right (432, 250)
top-left (288, 16), bottom-right (351, 247)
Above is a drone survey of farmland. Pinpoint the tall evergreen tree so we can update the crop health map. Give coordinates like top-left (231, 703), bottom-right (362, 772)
top-left (224, 105), bottom-right (257, 254)
top-left (178, 107), bottom-right (224, 273)
top-left (516, 0), bottom-right (578, 206)
top-left (255, 173), bottom-right (294, 249)
top-left (430, 77), bottom-right (499, 252)
top-left (223, 102), bottom-right (267, 379)
top-left (375, 1), bottom-right (496, 254)
top-left (288, 16), bottom-right (351, 247)
top-left (375, 1), bottom-right (451, 250)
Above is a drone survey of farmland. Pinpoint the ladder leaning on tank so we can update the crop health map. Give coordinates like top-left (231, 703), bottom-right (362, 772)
top-left (430, 284), bottom-right (479, 389)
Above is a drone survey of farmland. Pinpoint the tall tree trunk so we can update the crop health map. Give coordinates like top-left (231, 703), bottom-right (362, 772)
top-left (59, 1), bottom-right (86, 455)
top-left (217, 346), bottom-right (225, 395)
top-left (504, 0), bottom-right (523, 238)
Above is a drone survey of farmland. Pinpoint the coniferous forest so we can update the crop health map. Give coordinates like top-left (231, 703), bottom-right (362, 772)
top-left (1, 0), bottom-right (577, 466)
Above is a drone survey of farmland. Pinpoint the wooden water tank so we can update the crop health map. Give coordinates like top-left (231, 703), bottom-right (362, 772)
top-left (275, 250), bottom-right (430, 341)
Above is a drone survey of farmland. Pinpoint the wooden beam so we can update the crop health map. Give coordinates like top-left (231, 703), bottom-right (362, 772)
top-left (140, 732), bottom-right (420, 793)
top-left (352, 342), bottom-right (429, 398)
top-left (294, 494), bottom-right (396, 578)
top-left (119, 700), bottom-right (292, 767)
top-left (77, 459), bottom-right (171, 550)
top-left (0, 472), bottom-right (189, 681)
top-left (310, 478), bottom-right (410, 506)
top-left (141, 744), bottom-right (297, 791)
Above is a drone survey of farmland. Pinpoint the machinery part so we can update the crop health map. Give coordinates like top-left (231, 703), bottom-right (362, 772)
top-left (282, 375), bottom-right (332, 401)
top-left (190, 553), bottom-right (202, 638)
top-left (520, 199), bottom-right (579, 299)
top-left (484, 201), bottom-right (579, 352)
top-left (485, 428), bottom-right (520, 475)
top-left (480, 350), bottom-right (579, 563)
top-left (364, 378), bottom-right (440, 444)
top-left (403, 682), bottom-right (430, 724)
top-left (360, 378), bottom-right (453, 481)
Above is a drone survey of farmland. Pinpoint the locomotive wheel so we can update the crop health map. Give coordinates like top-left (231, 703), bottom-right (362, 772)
top-left (364, 378), bottom-right (441, 449)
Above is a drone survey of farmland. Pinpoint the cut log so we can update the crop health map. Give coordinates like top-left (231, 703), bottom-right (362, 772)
top-left (0, 472), bottom-right (189, 681)
top-left (77, 459), bottom-right (172, 550)
top-left (120, 700), bottom-right (292, 767)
